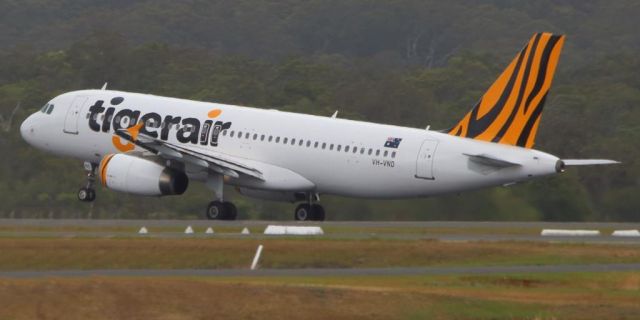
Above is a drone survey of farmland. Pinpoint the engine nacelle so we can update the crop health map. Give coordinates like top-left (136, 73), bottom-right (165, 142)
top-left (99, 154), bottom-right (188, 196)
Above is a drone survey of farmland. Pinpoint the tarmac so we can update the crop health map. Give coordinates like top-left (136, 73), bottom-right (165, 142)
top-left (1, 219), bottom-right (640, 244)
top-left (1, 263), bottom-right (639, 279)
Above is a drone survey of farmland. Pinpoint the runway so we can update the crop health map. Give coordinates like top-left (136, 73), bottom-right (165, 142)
top-left (3, 218), bottom-right (640, 229)
top-left (1, 219), bottom-right (640, 244)
top-left (2, 219), bottom-right (639, 279)
top-left (1, 263), bottom-right (639, 279)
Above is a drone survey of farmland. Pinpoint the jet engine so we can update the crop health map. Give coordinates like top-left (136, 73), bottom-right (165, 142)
top-left (99, 154), bottom-right (188, 196)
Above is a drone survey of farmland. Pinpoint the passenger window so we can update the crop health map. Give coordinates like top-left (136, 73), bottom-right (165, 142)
top-left (368, 149), bottom-right (373, 155)
top-left (230, 131), bottom-right (235, 137)
top-left (384, 150), bottom-right (388, 157)
top-left (291, 138), bottom-right (296, 145)
top-left (260, 134), bottom-right (265, 141)
top-left (376, 149), bottom-right (380, 156)
top-left (353, 147), bottom-right (357, 153)
top-left (337, 145), bottom-right (341, 151)
top-left (360, 148), bottom-right (365, 154)
top-left (322, 142), bottom-right (326, 149)
top-left (391, 151), bottom-right (396, 158)
top-left (238, 131), bottom-right (242, 138)
top-left (306, 141), bottom-right (311, 147)
top-left (222, 130), bottom-right (227, 136)
top-left (330, 144), bottom-right (334, 150)
top-left (253, 133), bottom-right (258, 140)
top-left (245, 132), bottom-right (250, 139)
top-left (314, 142), bottom-right (319, 148)
top-left (276, 137), bottom-right (280, 143)
top-left (345, 146), bottom-right (350, 152)
top-left (268, 136), bottom-right (273, 142)
top-left (299, 139), bottom-right (303, 146)
top-left (283, 137), bottom-right (288, 144)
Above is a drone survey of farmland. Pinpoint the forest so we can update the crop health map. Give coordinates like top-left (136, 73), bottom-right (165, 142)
top-left (0, 0), bottom-right (638, 221)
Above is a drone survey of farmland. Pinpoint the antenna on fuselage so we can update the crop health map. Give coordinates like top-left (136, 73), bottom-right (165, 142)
top-left (101, 83), bottom-right (108, 90)
top-left (331, 110), bottom-right (338, 119)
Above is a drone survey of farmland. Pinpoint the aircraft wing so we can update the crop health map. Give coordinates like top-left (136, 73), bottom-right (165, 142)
top-left (115, 129), bottom-right (264, 180)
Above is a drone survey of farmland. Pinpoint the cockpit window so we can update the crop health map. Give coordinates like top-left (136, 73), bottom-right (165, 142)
top-left (40, 104), bottom-right (49, 113)
top-left (46, 104), bottom-right (54, 114)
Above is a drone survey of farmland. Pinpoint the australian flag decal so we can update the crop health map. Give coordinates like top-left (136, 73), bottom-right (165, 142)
top-left (384, 137), bottom-right (402, 148)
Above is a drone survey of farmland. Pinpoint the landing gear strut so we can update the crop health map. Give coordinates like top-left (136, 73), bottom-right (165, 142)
top-left (294, 193), bottom-right (325, 221)
top-left (78, 161), bottom-right (96, 202)
top-left (205, 174), bottom-right (237, 220)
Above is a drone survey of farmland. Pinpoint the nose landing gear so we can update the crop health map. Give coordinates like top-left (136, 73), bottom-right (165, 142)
top-left (78, 161), bottom-right (97, 202)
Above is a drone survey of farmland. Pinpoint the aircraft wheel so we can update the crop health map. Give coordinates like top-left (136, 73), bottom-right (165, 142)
top-left (311, 204), bottom-right (325, 221)
top-left (294, 204), bottom-right (311, 221)
top-left (77, 188), bottom-right (95, 202)
top-left (206, 201), bottom-right (225, 220)
top-left (223, 202), bottom-right (237, 220)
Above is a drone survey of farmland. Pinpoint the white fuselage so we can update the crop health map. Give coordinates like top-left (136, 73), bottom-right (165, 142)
top-left (20, 90), bottom-right (562, 199)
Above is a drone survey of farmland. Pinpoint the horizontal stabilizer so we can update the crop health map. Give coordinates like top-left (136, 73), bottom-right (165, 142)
top-left (563, 159), bottom-right (620, 166)
top-left (463, 153), bottom-right (522, 168)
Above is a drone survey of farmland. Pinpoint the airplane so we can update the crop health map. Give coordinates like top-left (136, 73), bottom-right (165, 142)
top-left (20, 33), bottom-right (618, 221)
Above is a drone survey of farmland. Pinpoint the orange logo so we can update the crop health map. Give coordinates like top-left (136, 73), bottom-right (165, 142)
top-left (110, 109), bottom-right (223, 152)
top-left (112, 122), bottom-right (143, 152)
top-left (208, 108), bottom-right (222, 118)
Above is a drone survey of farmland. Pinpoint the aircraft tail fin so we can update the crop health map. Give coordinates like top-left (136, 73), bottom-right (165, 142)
top-left (448, 33), bottom-right (565, 148)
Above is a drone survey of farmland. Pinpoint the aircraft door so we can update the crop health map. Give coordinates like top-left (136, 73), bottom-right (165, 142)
top-left (63, 96), bottom-right (88, 134)
top-left (415, 139), bottom-right (438, 180)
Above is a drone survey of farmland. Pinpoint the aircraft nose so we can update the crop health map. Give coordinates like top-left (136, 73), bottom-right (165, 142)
top-left (20, 115), bottom-right (35, 143)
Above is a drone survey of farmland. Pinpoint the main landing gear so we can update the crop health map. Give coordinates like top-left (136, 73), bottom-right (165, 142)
top-left (78, 161), bottom-right (97, 202)
top-left (294, 193), bottom-right (325, 221)
top-left (205, 174), bottom-right (237, 220)
top-left (206, 201), bottom-right (237, 220)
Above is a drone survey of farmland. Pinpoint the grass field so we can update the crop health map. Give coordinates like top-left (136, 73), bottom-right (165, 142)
top-left (1, 272), bottom-right (639, 319)
top-left (1, 238), bottom-right (640, 270)
top-left (1, 223), bottom-right (639, 319)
